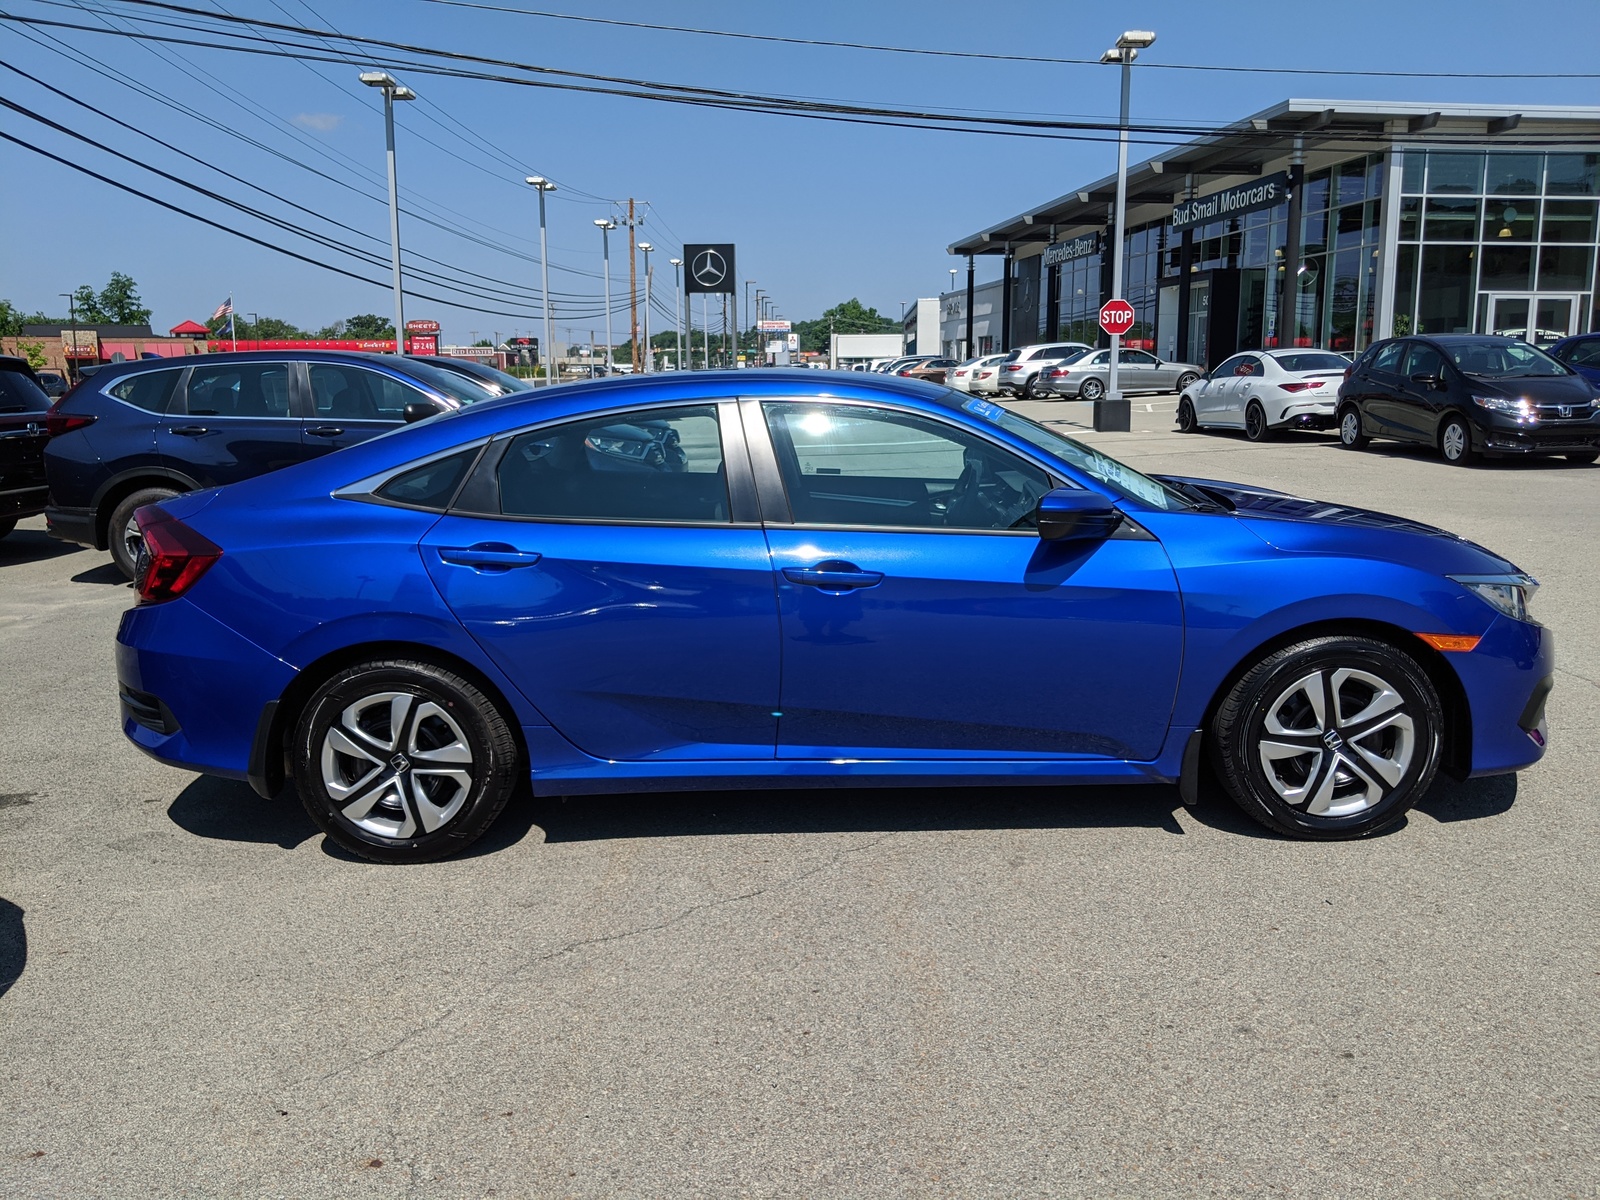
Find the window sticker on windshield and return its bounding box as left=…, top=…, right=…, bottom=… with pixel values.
left=963, top=397, right=1005, bottom=421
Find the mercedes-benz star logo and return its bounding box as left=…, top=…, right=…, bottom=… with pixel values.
left=692, top=249, right=728, bottom=288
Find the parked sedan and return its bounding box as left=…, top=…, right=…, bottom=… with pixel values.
left=902, top=358, right=960, bottom=384
left=1034, top=348, right=1202, bottom=401
left=948, top=354, right=1008, bottom=393
left=996, top=342, right=1094, bottom=397
left=44, top=350, right=497, bottom=577
left=1336, top=336, right=1600, bottom=465
left=1547, top=333, right=1600, bottom=388
left=405, top=355, right=533, bottom=397
left=0, top=355, right=52, bottom=540
left=116, top=370, right=1551, bottom=862
left=967, top=358, right=1007, bottom=396
left=1176, top=349, right=1349, bottom=440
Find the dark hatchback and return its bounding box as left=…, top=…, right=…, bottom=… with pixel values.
left=0, top=356, right=52, bottom=539
left=1336, top=335, right=1600, bottom=465
left=44, top=350, right=496, bottom=576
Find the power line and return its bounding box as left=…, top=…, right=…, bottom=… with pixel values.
left=407, top=0, right=1600, bottom=79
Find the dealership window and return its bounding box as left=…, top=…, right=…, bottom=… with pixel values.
left=1395, top=150, right=1600, bottom=341
left=1295, top=155, right=1383, bottom=352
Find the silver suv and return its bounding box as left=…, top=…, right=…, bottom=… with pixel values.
left=995, top=342, right=1094, bottom=398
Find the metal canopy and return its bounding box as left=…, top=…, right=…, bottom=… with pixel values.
left=947, top=98, right=1600, bottom=255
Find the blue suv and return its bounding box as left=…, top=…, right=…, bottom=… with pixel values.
left=44, top=350, right=493, bottom=576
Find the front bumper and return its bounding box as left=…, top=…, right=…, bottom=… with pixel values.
left=1451, top=614, right=1554, bottom=776
left=1476, top=412, right=1600, bottom=455
left=44, top=504, right=98, bottom=548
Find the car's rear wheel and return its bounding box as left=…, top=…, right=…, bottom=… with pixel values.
left=1439, top=414, right=1477, bottom=466
left=1176, top=397, right=1198, bottom=433
left=1022, top=377, right=1041, bottom=399
left=1175, top=371, right=1200, bottom=391
left=1080, top=378, right=1105, bottom=401
left=1244, top=400, right=1271, bottom=442
left=292, top=659, right=520, bottom=863
left=0, top=518, right=15, bottom=541
left=107, top=486, right=180, bottom=579
left=1210, top=636, right=1442, bottom=839
left=1337, top=405, right=1367, bottom=449
left=1564, top=451, right=1598, bottom=464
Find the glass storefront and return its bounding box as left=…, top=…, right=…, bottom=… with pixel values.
left=1394, top=150, right=1599, bottom=344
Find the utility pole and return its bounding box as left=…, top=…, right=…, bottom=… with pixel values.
left=626, top=198, right=640, bottom=373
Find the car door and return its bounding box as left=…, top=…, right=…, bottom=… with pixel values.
left=159, top=359, right=306, bottom=486
left=302, top=362, right=413, bottom=454
left=1118, top=349, right=1161, bottom=393
left=1191, top=354, right=1241, bottom=423
left=1355, top=340, right=1409, bottom=436
left=1394, top=342, right=1450, bottom=443
left=1234, top=354, right=1267, bottom=417
left=420, top=399, right=781, bottom=763
left=749, top=398, right=1184, bottom=761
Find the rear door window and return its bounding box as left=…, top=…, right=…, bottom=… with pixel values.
left=107, top=368, right=183, bottom=413
left=184, top=363, right=292, bottom=417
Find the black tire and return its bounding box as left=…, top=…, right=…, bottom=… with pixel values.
left=1210, top=636, right=1442, bottom=840
left=0, top=518, right=15, bottom=541
left=107, top=486, right=180, bottom=580
left=1176, top=397, right=1198, bottom=433
left=1175, top=371, right=1200, bottom=391
left=1337, top=405, right=1368, bottom=449
left=1438, top=414, right=1477, bottom=466
left=1564, top=451, right=1598, bottom=464
left=1080, top=377, right=1105, bottom=401
left=291, top=659, right=520, bottom=863
left=1022, top=377, right=1040, bottom=400
left=1244, top=400, right=1271, bottom=442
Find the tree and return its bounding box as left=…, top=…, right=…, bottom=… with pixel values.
left=68, top=273, right=153, bottom=325
left=793, top=298, right=897, bottom=353
left=204, top=314, right=309, bottom=341
left=341, top=314, right=395, bottom=339
left=17, top=339, right=48, bottom=371
left=0, top=299, right=55, bottom=337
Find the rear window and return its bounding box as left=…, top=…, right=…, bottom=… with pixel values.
left=107, top=368, right=183, bottom=413
left=1273, top=352, right=1350, bottom=372
left=0, top=367, right=50, bottom=413
left=400, top=361, right=502, bottom=406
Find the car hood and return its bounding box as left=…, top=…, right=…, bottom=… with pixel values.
left=1153, top=474, right=1521, bottom=575
left=1466, top=373, right=1597, bottom=403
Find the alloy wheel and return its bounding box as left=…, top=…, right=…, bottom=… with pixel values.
left=1246, top=403, right=1266, bottom=441
left=1256, top=667, right=1415, bottom=818
left=320, top=691, right=475, bottom=839
left=122, top=515, right=143, bottom=569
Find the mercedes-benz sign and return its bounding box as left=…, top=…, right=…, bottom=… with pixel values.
left=683, top=243, right=736, bottom=295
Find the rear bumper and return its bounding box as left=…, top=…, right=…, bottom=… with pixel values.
left=45, top=504, right=98, bottom=548
left=0, top=483, right=48, bottom=520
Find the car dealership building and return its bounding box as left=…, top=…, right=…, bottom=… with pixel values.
left=946, top=100, right=1600, bottom=368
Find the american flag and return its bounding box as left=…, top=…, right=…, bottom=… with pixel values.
left=211, top=297, right=232, bottom=321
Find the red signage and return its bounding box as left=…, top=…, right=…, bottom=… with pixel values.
left=405, top=319, right=440, bottom=334
left=1099, top=299, right=1136, bottom=337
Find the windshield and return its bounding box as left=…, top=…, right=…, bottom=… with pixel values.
left=1273, top=352, right=1349, bottom=372
left=1444, top=340, right=1571, bottom=378
left=0, top=367, right=51, bottom=413
left=957, top=396, right=1192, bottom=510
left=399, top=360, right=503, bottom=405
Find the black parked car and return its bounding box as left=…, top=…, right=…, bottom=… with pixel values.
left=35, top=370, right=70, bottom=399
left=0, top=356, right=52, bottom=540
left=402, top=354, right=533, bottom=397
left=44, top=350, right=498, bottom=577
left=1336, top=335, right=1600, bottom=466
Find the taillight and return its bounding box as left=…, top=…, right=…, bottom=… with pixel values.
left=45, top=402, right=95, bottom=436
left=1046, top=368, right=1069, bottom=378
left=1343, top=367, right=1352, bottom=381
left=1280, top=381, right=1313, bottom=393
left=1002, top=364, right=1021, bottom=371
left=134, top=506, right=221, bottom=604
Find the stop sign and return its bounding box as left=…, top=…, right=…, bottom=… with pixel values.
left=1099, top=299, right=1135, bottom=337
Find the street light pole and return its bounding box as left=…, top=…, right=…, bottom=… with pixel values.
left=594, top=219, right=616, bottom=376
left=359, top=72, right=415, bottom=353
left=1097, top=30, right=1154, bottom=432
left=669, top=258, right=683, bottom=371
left=638, top=242, right=653, bottom=373
left=526, top=176, right=558, bottom=384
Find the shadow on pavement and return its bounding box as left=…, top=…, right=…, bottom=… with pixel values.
left=1414, top=772, right=1518, bottom=823
left=0, top=899, right=25, bottom=1000
left=0, top=526, right=81, bottom=565
left=71, top=561, right=129, bottom=587
left=167, top=775, right=320, bottom=850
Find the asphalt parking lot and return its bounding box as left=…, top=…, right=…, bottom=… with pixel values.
left=2, top=398, right=1596, bottom=1198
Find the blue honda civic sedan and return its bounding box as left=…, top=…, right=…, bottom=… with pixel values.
left=114, top=372, right=1552, bottom=861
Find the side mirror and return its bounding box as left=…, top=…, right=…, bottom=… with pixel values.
left=404, top=400, right=448, bottom=423
left=1036, top=487, right=1122, bottom=542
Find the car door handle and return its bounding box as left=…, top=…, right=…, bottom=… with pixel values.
left=307, top=426, right=345, bottom=437
left=168, top=425, right=209, bottom=436
left=436, top=543, right=542, bottom=571
left=782, top=563, right=884, bottom=591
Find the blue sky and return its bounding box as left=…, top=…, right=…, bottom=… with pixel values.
left=1, top=0, right=1596, bottom=343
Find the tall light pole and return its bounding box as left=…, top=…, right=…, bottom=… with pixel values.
left=743, top=279, right=756, bottom=366
left=526, top=176, right=558, bottom=384
left=638, top=242, right=654, bottom=373
left=359, top=71, right=415, bottom=353
left=754, top=289, right=765, bottom=364
left=1097, top=29, right=1155, bottom=432
left=669, top=257, right=683, bottom=370
left=594, top=218, right=616, bottom=375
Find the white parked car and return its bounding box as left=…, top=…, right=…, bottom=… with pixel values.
left=947, top=353, right=1008, bottom=393
left=995, top=342, right=1094, bottom=397
left=1177, top=349, right=1350, bottom=441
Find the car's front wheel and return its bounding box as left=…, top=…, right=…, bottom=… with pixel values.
left=1080, top=378, right=1105, bottom=401
left=292, top=659, right=521, bottom=863
left=1210, top=636, right=1442, bottom=839
left=1337, top=405, right=1367, bottom=449
left=108, top=486, right=180, bottom=579
left=1564, top=451, right=1598, bottom=464
left=1439, top=414, right=1477, bottom=466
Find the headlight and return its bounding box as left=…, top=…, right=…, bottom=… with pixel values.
left=1448, top=573, right=1539, bottom=621
left=1471, top=394, right=1533, bottom=417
